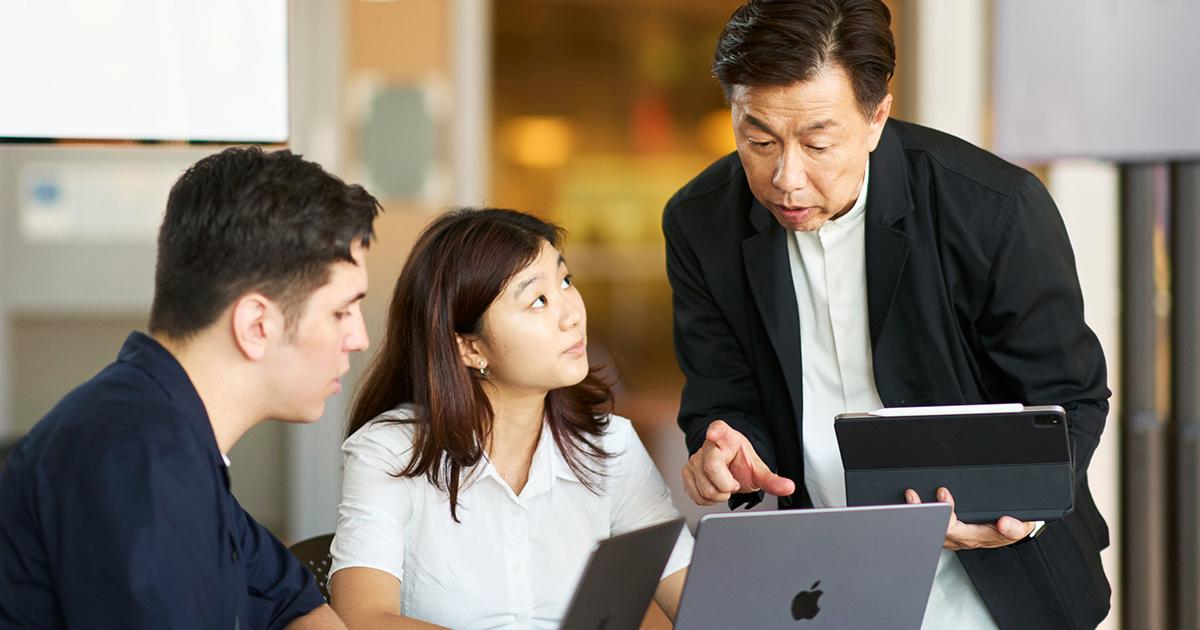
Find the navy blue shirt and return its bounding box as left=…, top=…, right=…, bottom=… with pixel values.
left=0, top=332, right=325, bottom=629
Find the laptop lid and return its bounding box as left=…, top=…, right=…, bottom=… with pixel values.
left=675, top=504, right=949, bottom=630
left=559, top=517, right=685, bottom=630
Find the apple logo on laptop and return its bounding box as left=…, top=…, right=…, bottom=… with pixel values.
left=791, top=581, right=823, bottom=621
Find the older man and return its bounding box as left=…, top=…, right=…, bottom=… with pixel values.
left=665, top=1, right=1110, bottom=628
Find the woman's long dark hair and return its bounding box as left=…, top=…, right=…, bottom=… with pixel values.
left=348, top=208, right=613, bottom=521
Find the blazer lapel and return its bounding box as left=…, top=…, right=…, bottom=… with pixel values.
left=743, top=200, right=805, bottom=418
left=865, top=122, right=916, bottom=350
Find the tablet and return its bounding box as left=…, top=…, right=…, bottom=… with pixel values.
left=559, top=517, right=684, bottom=630
left=835, top=404, right=1073, bottom=523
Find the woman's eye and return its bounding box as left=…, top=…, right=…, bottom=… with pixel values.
left=532, top=295, right=547, bottom=308
left=561, top=274, right=573, bottom=289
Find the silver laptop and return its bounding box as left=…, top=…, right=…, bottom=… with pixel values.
left=675, top=504, right=950, bottom=630
left=559, top=517, right=685, bottom=630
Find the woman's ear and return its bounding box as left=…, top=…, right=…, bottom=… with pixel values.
left=456, top=333, right=489, bottom=372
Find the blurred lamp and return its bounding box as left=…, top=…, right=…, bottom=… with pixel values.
left=500, top=116, right=573, bottom=169
left=701, top=109, right=736, bottom=155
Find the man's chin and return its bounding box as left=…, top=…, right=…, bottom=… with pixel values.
left=767, top=207, right=820, bottom=231
left=774, top=216, right=825, bottom=232
left=275, top=406, right=327, bottom=424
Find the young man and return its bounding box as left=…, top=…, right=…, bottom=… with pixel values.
left=666, top=1, right=1109, bottom=628
left=0, top=147, right=381, bottom=629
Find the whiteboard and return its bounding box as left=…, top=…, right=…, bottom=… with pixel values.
left=0, top=0, right=288, bottom=143
left=994, top=0, right=1200, bottom=162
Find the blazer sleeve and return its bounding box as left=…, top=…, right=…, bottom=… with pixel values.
left=663, top=198, right=778, bottom=504
left=975, top=173, right=1111, bottom=483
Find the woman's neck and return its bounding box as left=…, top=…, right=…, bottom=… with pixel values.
left=487, top=387, right=544, bottom=450
left=483, top=386, right=548, bottom=493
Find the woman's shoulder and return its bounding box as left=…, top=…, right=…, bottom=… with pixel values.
left=600, top=413, right=636, bottom=440
left=597, top=414, right=647, bottom=459
left=343, top=404, right=422, bottom=456
left=591, top=414, right=667, bottom=486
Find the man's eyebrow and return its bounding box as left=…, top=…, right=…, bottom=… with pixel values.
left=341, top=292, right=366, bottom=307
left=743, top=115, right=837, bottom=135
left=743, top=114, right=778, bottom=136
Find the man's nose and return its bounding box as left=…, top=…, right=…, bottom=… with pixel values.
left=772, top=148, right=809, bottom=198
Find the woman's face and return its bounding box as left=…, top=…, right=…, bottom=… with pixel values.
left=466, top=240, right=589, bottom=396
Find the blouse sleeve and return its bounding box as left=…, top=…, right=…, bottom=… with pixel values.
left=608, top=417, right=695, bottom=579
left=329, top=421, right=416, bottom=583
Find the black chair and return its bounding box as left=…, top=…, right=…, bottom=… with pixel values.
left=288, top=533, right=335, bottom=602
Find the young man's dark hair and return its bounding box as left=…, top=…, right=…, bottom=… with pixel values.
left=712, top=0, right=895, bottom=116
left=0, top=146, right=380, bottom=629
left=150, top=146, right=381, bottom=338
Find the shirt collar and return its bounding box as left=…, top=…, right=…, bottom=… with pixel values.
left=546, top=424, right=586, bottom=484
left=117, top=331, right=225, bottom=474
left=477, top=418, right=586, bottom=502
left=117, top=332, right=192, bottom=395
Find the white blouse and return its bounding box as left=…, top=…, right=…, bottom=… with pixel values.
left=330, top=406, right=693, bottom=630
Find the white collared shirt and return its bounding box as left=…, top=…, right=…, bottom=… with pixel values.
left=330, top=406, right=693, bottom=630
left=786, top=162, right=998, bottom=629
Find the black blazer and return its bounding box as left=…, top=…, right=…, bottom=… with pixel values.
left=663, top=119, right=1111, bottom=629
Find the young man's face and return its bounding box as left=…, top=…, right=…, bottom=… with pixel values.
left=267, top=240, right=370, bottom=422
left=731, top=66, right=890, bottom=232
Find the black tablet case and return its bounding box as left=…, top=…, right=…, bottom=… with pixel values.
left=559, top=517, right=684, bottom=630
left=835, top=407, right=1074, bottom=523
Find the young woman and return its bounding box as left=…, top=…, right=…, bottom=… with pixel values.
left=328, top=208, right=691, bottom=629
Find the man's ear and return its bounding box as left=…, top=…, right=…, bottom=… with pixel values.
left=866, top=92, right=893, bottom=152
left=455, top=333, right=489, bottom=371
left=230, top=293, right=279, bottom=361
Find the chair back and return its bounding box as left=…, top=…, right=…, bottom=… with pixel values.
left=288, top=533, right=335, bottom=602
